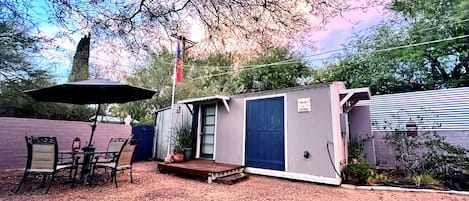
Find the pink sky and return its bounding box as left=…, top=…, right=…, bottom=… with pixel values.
left=313, top=5, right=389, bottom=52
left=297, top=4, right=390, bottom=68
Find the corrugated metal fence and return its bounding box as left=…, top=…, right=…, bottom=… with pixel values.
left=359, top=87, right=469, bottom=131
left=154, top=104, right=192, bottom=160
left=357, top=87, right=469, bottom=168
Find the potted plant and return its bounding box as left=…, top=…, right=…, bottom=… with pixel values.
left=342, top=157, right=372, bottom=184
left=172, top=123, right=193, bottom=162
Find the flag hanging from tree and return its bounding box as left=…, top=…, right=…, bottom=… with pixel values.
left=175, top=42, right=183, bottom=83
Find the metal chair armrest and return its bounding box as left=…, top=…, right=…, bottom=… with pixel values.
left=59, top=152, right=79, bottom=165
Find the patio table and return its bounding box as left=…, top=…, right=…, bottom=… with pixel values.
left=59, top=150, right=118, bottom=185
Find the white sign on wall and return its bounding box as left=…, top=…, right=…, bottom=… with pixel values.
left=297, top=98, right=311, bottom=112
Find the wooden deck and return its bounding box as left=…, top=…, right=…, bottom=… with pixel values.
left=157, top=160, right=245, bottom=183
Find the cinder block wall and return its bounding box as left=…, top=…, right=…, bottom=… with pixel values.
left=0, top=117, right=132, bottom=169
left=373, top=130, right=469, bottom=169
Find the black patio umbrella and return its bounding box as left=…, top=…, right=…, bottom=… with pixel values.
left=24, top=78, right=156, bottom=146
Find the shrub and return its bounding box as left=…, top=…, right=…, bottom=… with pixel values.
left=349, top=136, right=365, bottom=162
left=367, top=172, right=388, bottom=185
left=405, top=174, right=439, bottom=187
left=382, top=109, right=469, bottom=178
left=342, top=161, right=371, bottom=184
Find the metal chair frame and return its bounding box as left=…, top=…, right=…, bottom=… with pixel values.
left=91, top=140, right=137, bottom=188
left=16, top=136, right=79, bottom=194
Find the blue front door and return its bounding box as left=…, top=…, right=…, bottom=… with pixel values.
left=245, top=96, right=285, bottom=171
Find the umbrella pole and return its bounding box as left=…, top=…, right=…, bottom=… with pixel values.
left=89, top=104, right=100, bottom=146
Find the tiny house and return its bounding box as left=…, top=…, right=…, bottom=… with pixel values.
left=160, top=82, right=370, bottom=185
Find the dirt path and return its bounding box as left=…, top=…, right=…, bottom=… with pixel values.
left=1, top=162, right=467, bottom=201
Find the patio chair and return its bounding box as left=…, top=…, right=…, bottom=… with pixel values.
left=16, top=136, right=79, bottom=194
left=91, top=140, right=137, bottom=188
left=95, top=138, right=128, bottom=164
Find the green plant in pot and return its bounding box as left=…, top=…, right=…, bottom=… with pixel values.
left=172, top=123, right=193, bottom=162
left=342, top=156, right=372, bottom=184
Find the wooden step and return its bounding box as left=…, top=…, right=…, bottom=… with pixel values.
left=215, top=173, right=248, bottom=185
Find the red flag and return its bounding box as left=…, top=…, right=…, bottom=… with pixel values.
left=175, top=42, right=183, bottom=83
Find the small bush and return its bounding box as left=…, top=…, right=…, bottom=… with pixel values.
left=382, top=109, right=469, bottom=178
left=420, top=174, right=439, bottom=185
left=342, top=162, right=371, bottom=184
left=405, top=174, right=439, bottom=187
left=367, top=172, right=388, bottom=185
left=349, top=136, right=364, bottom=161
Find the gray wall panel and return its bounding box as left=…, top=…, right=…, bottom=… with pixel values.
left=286, top=86, right=336, bottom=178
left=215, top=98, right=244, bottom=165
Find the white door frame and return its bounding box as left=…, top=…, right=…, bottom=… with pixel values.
left=242, top=93, right=288, bottom=171
left=195, top=103, right=218, bottom=160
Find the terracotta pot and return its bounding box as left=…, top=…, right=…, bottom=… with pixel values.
left=347, top=175, right=360, bottom=184
left=173, top=153, right=185, bottom=162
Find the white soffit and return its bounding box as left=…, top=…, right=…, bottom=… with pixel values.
left=177, top=95, right=231, bottom=112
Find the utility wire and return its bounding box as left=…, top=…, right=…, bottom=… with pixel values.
left=177, top=17, right=469, bottom=72
left=188, top=34, right=469, bottom=81
left=26, top=14, right=469, bottom=79
left=30, top=16, right=469, bottom=73
left=149, top=17, right=469, bottom=73
left=374, top=34, right=469, bottom=52
left=45, top=31, right=469, bottom=81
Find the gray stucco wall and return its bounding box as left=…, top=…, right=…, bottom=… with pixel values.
left=286, top=86, right=336, bottom=178
left=349, top=106, right=376, bottom=166
left=373, top=130, right=469, bottom=168
left=215, top=97, right=245, bottom=165
left=215, top=84, right=337, bottom=178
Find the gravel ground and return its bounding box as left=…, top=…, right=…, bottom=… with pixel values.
left=1, top=161, right=468, bottom=201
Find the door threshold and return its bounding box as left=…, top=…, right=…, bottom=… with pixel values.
left=198, top=158, right=214, bottom=161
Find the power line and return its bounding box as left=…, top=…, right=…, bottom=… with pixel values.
left=97, top=17, right=466, bottom=74
left=24, top=13, right=469, bottom=79
left=173, top=17, right=469, bottom=73
left=27, top=13, right=469, bottom=72
left=40, top=32, right=469, bottom=82
left=187, top=34, right=469, bottom=81
left=374, top=34, right=469, bottom=52
left=189, top=56, right=334, bottom=81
